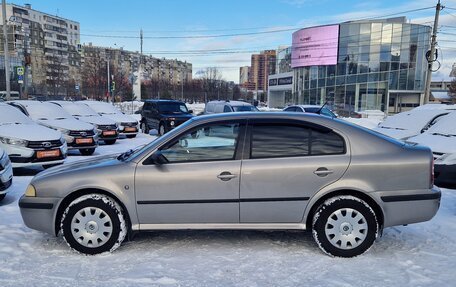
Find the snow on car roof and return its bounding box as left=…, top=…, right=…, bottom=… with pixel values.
left=51, top=101, right=98, bottom=117
left=22, top=101, right=73, bottom=121
left=0, top=103, right=34, bottom=124
left=379, top=109, right=452, bottom=131
left=80, top=101, right=122, bottom=114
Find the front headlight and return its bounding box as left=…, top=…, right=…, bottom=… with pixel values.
left=25, top=184, right=36, bottom=197
left=0, top=136, right=28, bottom=146
left=170, top=120, right=175, bottom=126
left=59, top=136, right=66, bottom=144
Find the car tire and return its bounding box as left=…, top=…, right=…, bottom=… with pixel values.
left=0, top=194, right=5, bottom=202
left=104, top=139, right=116, bottom=145
left=159, top=123, right=166, bottom=136
left=126, top=134, right=136, bottom=139
left=80, top=148, right=96, bottom=156
left=141, top=122, right=149, bottom=134
left=60, top=194, right=127, bottom=255
left=312, top=195, right=378, bottom=258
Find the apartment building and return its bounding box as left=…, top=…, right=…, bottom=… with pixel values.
left=248, top=50, right=276, bottom=92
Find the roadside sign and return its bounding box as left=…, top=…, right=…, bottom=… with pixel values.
left=17, top=66, right=24, bottom=76
left=75, top=84, right=80, bottom=90
left=18, top=74, right=24, bottom=84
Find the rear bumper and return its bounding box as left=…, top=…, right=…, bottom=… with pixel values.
left=374, top=186, right=441, bottom=228
left=434, top=163, right=456, bottom=189
left=19, top=195, right=61, bottom=235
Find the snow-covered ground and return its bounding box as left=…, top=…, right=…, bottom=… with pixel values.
left=0, top=132, right=455, bottom=286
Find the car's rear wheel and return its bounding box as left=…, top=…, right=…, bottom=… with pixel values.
left=80, top=148, right=95, bottom=156
left=312, top=195, right=378, bottom=258
left=159, top=124, right=166, bottom=136
left=61, top=194, right=127, bottom=255
left=141, top=122, right=149, bottom=134
left=104, top=139, right=116, bottom=145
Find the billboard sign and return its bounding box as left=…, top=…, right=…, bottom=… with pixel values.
left=291, top=25, right=339, bottom=68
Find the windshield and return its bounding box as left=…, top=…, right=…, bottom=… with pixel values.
left=233, top=105, right=258, bottom=112
left=63, top=103, right=99, bottom=117
left=0, top=105, right=34, bottom=124
left=26, top=102, right=73, bottom=120
left=85, top=102, right=122, bottom=115
left=426, top=112, right=456, bottom=136
left=378, top=110, right=448, bottom=131
left=158, top=102, right=188, bottom=114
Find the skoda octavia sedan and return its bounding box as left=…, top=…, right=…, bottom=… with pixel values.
left=50, top=101, right=119, bottom=145
left=19, top=113, right=440, bottom=257
left=79, top=101, right=139, bottom=138
left=0, top=103, right=67, bottom=168
left=9, top=101, right=98, bottom=156
left=0, top=147, right=13, bottom=201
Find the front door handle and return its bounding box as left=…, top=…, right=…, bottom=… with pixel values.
left=217, top=171, right=237, bottom=181
left=313, top=167, right=334, bottom=177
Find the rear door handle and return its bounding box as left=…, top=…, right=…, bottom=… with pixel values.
left=217, top=171, right=237, bottom=181
left=313, top=168, right=334, bottom=177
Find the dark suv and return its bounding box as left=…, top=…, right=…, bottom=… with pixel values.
left=140, top=100, right=193, bottom=135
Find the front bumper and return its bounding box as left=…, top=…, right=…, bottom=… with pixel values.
left=0, top=163, right=13, bottom=194
left=19, top=195, right=61, bottom=235
left=66, top=136, right=98, bottom=150
left=434, top=163, right=456, bottom=189
left=8, top=144, right=67, bottom=168
left=98, top=130, right=119, bottom=141
left=118, top=125, right=138, bottom=136
left=374, top=186, right=441, bottom=228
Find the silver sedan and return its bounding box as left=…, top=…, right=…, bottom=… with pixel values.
left=19, top=112, right=441, bottom=257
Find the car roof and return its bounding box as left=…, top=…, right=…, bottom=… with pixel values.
left=143, top=99, right=185, bottom=104
left=8, top=100, right=43, bottom=107
left=207, top=100, right=252, bottom=106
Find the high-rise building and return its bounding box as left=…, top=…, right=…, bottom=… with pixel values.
left=249, top=50, right=276, bottom=92
left=0, top=3, right=81, bottom=97
left=239, top=66, right=250, bottom=85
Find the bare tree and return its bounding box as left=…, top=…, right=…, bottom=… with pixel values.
left=81, top=57, right=107, bottom=101
left=197, top=67, right=223, bottom=102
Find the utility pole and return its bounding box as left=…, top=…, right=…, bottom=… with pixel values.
left=2, top=0, right=11, bottom=100
left=423, top=0, right=443, bottom=105
left=107, top=48, right=111, bottom=102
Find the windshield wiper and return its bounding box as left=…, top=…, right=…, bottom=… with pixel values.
left=432, top=132, right=456, bottom=137
left=117, top=149, right=135, bottom=161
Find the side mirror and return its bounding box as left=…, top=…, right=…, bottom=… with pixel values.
left=150, top=150, right=168, bottom=165
left=188, top=110, right=193, bottom=114
left=134, top=110, right=141, bottom=114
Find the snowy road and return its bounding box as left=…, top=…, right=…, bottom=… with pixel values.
left=1, top=133, right=455, bottom=286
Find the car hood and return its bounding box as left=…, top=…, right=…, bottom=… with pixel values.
left=407, top=133, right=456, bottom=154
left=0, top=123, right=62, bottom=141
left=34, top=154, right=121, bottom=180
left=372, top=127, right=417, bottom=140
left=75, top=115, right=117, bottom=126
left=39, top=118, right=95, bottom=131
left=100, top=113, right=137, bottom=124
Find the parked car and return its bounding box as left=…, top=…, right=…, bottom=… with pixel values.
left=80, top=101, right=139, bottom=138
left=19, top=112, right=440, bottom=257
left=140, top=99, right=193, bottom=135
left=0, top=147, right=13, bottom=202
left=203, top=100, right=259, bottom=115
left=283, top=105, right=337, bottom=118
left=373, top=109, right=452, bottom=140
left=9, top=101, right=98, bottom=156
left=0, top=103, right=67, bottom=167
left=407, top=111, right=456, bottom=188
left=50, top=101, right=119, bottom=145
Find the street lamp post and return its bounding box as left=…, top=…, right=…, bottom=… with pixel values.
left=2, top=0, right=11, bottom=100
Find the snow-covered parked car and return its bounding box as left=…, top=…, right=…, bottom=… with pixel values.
left=407, top=111, right=456, bottom=188
left=8, top=101, right=98, bottom=156
left=283, top=105, right=337, bottom=118
left=0, top=103, right=67, bottom=168
left=50, top=101, right=119, bottom=145
left=79, top=101, right=139, bottom=138
left=373, top=109, right=453, bottom=140
left=0, top=147, right=13, bottom=201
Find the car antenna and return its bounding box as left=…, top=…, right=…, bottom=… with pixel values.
left=316, top=100, right=328, bottom=115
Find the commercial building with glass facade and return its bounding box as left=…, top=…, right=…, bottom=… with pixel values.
left=292, top=17, right=432, bottom=114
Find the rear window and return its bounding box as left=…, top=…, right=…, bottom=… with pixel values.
left=233, top=105, right=257, bottom=112
left=250, top=123, right=345, bottom=159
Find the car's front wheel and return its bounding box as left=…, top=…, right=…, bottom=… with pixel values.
left=159, top=123, right=166, bottom=136
left=61, top=194, right=127, bottom=255
left=312, top=195, right=378, bottom=258
left=141, top=122, right=149, bottom=134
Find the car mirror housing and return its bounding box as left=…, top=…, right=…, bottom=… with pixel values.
left=188, top=110, right=193, bottom=114
left=150, top=151, right=167, bottom=165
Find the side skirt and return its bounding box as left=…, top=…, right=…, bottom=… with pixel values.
left=136, top=223, right=307, bottom=231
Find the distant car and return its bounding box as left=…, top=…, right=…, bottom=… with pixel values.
left=373, top=109, right=452, bottom=140
left=140, top=99, right=193, bottom=136
left=283, top=105, right=337, bottom=118
left=50, top=101, right=119, bottom=145
left=80, top=101, right=139, bottom=139
left=0, top=147, right=13, bottom=201
left=19, top=112, right=440, bottom=257
left=407, top=111, right=456, bottom=188
left=0, top=103, right=67, bottom=167
left=203, top=100, right=259, bottom=115
left=9, top=101, right=98, bottom=156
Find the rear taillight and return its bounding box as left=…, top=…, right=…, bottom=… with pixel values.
left=430, top=157, right=434, bottom=188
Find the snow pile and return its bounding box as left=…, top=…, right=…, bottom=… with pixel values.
left=186, top=103, right=205, bottom=115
